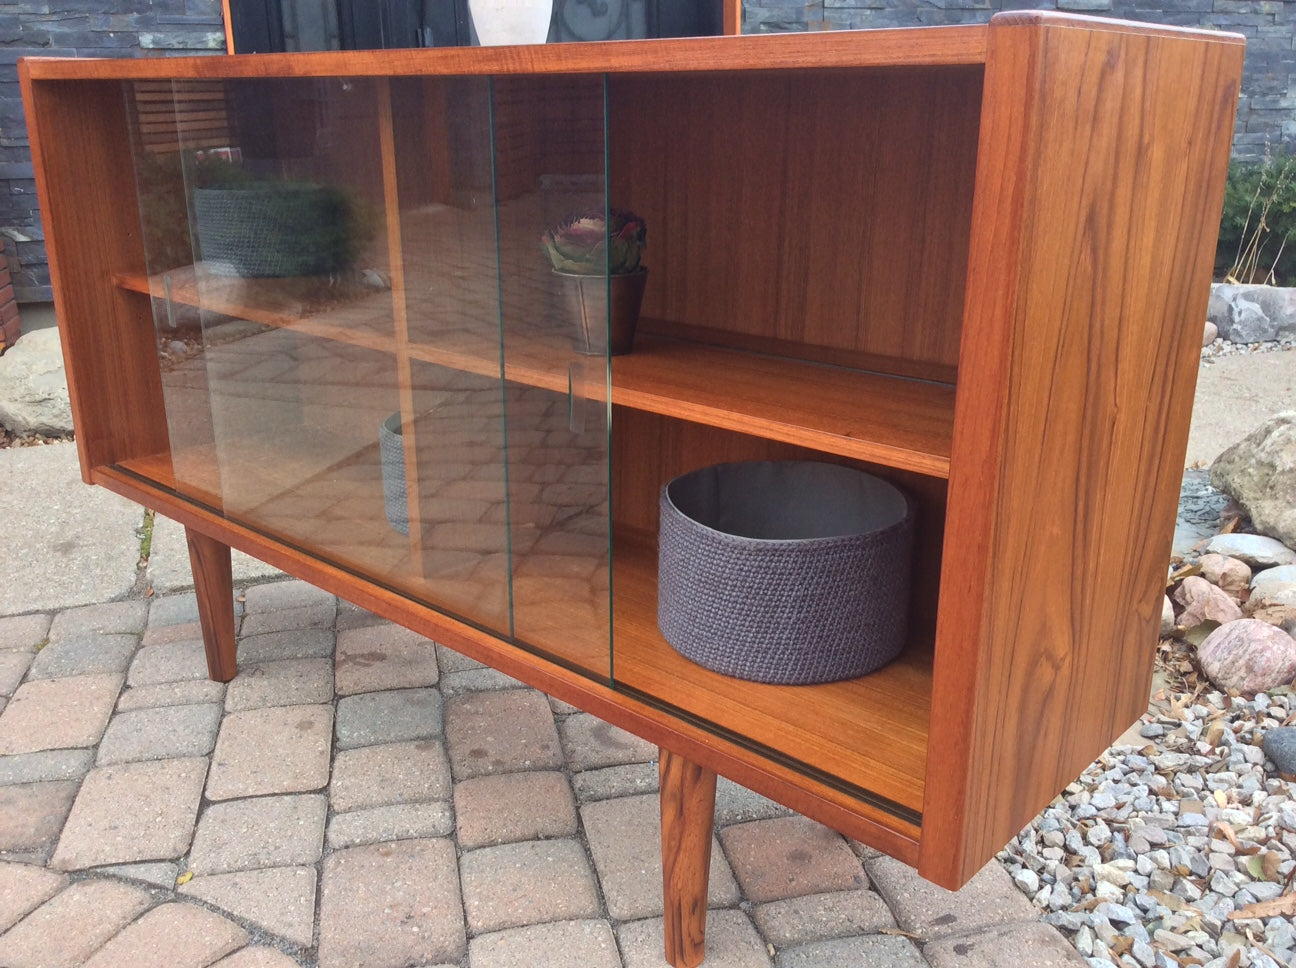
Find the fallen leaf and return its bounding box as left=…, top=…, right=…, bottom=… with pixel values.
left=1262, top=851, right=1282, bottom=881
left=1213, top=821, right=1240, bottom=849
left=1228, top=894, right=1296, bottom=920
left=175, top=870, right=194, bottom=886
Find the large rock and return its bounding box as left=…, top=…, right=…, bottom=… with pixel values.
left=1197, top=619, right=1296, bottom=693
left=1203, top=532, right=1296, bottom=568
left=1173, top=575, right=1244, bottom=628
left=1198, top=553, right=1251, bottom=596
left=1208, top=284, right=1296, bottom=343
left=1252, top=564, right=1296, bottom=598
left=1210, top=412, right=1296, bottom=550
left=0, top=328, right=72, bottom=436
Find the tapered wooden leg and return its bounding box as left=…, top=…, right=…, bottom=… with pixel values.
left=185, top=527, right=237, bottom=682
left=660, top=747, right=717, bottom=968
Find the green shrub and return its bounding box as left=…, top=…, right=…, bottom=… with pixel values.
left=1216, top=151, right=1296, bottom=285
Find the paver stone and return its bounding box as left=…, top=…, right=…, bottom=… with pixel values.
left=47, top=601, right=148, bottom=641
left=0, top=653, right=33, bottom=696
left=180, top=866, right=318, bottom=947
left=189, top=794, right=327, bottom=875
left=0, top=749, right=93, bottom=786
left=318, top=838, right=466, bottom=968
left=27, top=633, right=137, bottom=680
left=719, top=815, right=867, bottom=903
left=0, top=861, right=66, bottom=932
left=0, top=780, right=78, bottom=858
left=326, top=801, right=454, bottom=848
left=753, top=889, right=896, bottom=947
left=81, top=901, right=248, bottom=968
left=206, top=704, right=332, bottom=800
left=559, top=712, right=656, bottom=771
left=864, top=855, right=1037, bottom=941
left=330, top=739, right=450, bottom=811
left=922, top=921, right=1088, bottom=967
left=223, top=658, right=333, bottom=711
left=95, top=702, right=222, bottom=765
left=242, top=579, right=334, bottom=612
left=469, top=919, right=620, bottom=968
left=0, top=879, right=153, bottom=968
left=460, top=839, right=600, bottom=932
left=51, top=756, right=207, bottom=869
left=444, top=688, right=561, bottom=779
left=334, top=688, right=442, bottom=750
left=116, top=679, right=226, bottom=711
left=335, top=623, right=438, bottom=694
left=0, top=615, right=51, bottom=652
left=127, top=641, right=210, bottom=686
left=236, top=628, right=334, bottom=665
left=0, top=673, right=122, bottom=754
left=454, top=770, right=577, bottom=848
left=775, top=934, right=928, bottom=968
left=581, top=794, right=739, bottom=920
left=212, top=948, right=305, bottom=968
left=619, top=909, right=772, bottom=968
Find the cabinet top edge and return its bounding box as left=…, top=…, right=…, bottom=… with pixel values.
left=992, top=9, right=1246, bottom=45
left=21, top=25, right=993, bottom=81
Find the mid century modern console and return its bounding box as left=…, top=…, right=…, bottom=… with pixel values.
left=21, top=14, right=1242, bottom=965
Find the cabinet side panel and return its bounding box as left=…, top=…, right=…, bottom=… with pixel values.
left=922, top=21, right=1243, bottom=886
left=21, top=75, right=169, bottom=475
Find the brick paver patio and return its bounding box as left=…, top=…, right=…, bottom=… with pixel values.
left=0, top=579, right=1082, bottom=967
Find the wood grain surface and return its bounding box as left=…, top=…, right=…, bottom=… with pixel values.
left=921, top=15, right=1244, bottom=886
left=187, top=527, right=238, bottom=681
left=660, top=748, right=717, bottom=968
left=22, top=26, right=989, bottom=82
left=19, top=75, right=170, bottom=479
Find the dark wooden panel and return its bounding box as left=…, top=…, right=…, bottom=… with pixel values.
left=608, top=68, right=982, bottom=372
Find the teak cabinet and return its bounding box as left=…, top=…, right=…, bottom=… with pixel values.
left=22, top=13, right=1242, bottom=965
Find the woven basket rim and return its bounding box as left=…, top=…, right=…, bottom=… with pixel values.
left=662, top=460, right=912, bottom=547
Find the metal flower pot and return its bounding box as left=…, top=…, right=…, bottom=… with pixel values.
left=555, top=268, right=647, bottom=356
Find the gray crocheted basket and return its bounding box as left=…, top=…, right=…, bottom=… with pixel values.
left=378, top=412, right=409, bottom=535
left=657, top=461, right=914, bottom=685
left=192, top=184, right=345, bottom=278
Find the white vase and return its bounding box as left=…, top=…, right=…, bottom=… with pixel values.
left=468, top=0, right=553, bottom=45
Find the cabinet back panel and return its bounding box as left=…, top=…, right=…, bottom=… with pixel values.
left=608, top=68, right=982, bottom=374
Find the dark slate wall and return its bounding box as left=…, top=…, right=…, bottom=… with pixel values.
left=742, top=1, right=1293, bottom=162
left=0, top=1, right=226, bottom=302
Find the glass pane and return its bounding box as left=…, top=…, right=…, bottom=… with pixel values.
left=127, top=75, right=513, bottom=637
left=494, top=74, right=611, bottom=680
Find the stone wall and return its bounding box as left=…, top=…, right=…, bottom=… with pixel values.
left=742, top=0, right=1296, bottom=162
left=0, top=0, right=226, bottom=302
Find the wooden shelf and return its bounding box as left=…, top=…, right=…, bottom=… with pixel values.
left=118, top=264, right=954, bottom=478
left=115, top=269, right=399, bottom=357
left=612, top=533, right=930, bottom=822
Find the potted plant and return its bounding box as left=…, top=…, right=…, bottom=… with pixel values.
left=542, top=209, right=647, bottom=355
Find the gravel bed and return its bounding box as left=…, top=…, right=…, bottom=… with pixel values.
left=1201, top=337, right=1296, bottom=361
left=999, top=687, right=1296, bottom=968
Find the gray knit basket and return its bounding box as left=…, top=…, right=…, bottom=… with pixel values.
left=657, top=461, right=914, bottom=685
left=378, top=412, right=409, bottom=535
